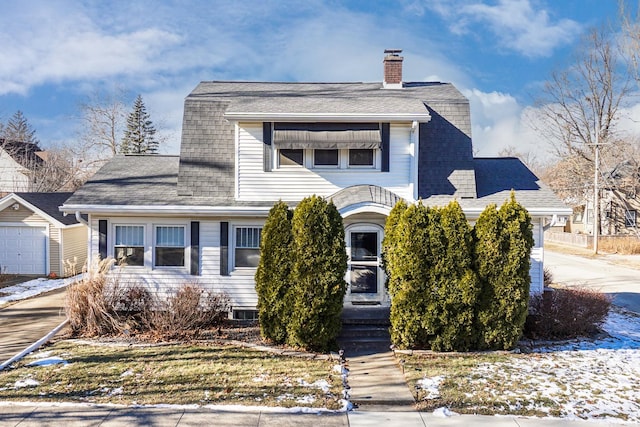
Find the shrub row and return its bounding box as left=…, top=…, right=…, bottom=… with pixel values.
left=255, top=196, right=347, bottom=352
left=66, top=258, right=230, bottom=340
left=383, top=193, right=534, bottom=351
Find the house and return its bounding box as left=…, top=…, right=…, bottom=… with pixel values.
left=0, top=139, right=45, bottom=195
left=562, top=160, right=639, bottom=236
left=61, top=50, right=571, bottom=319
left=0, top=192, right=88, bottom=276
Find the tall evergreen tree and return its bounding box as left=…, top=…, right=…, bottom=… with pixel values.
left=3, top=111, right=39, bottom=144
left=255, top=201, right=294, bottom=344
left=120, top=95, right=158, bottom=154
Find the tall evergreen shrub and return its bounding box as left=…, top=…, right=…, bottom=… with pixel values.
left=382, top=199, right=408, bottom=298
left=430, top=201, right=480, bottom=351
left=475, top=193, right=534, bottom=350
left=287, top=196, right=347, bottom=351
left=255, top=201, right=293, bottom=344
left=387, top=202, right=434, bottom=348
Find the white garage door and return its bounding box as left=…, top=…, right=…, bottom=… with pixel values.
left=0, top=225, right=47, bottom=275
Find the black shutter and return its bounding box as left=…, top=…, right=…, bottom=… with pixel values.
left=98, top=220, right=107, bottom=260
left=220, top=221, right=229, bottom=276
left=263, top=122, right=272, bottom=172
left=381, top=123, right=390, bottom=172
left=190, top=221, right=199, bottom=276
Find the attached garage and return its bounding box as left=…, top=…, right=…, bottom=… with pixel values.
left=0, top=193, right=88, bottom=277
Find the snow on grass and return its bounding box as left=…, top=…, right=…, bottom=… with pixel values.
left=469, top=307, right=640, bottom=422
left=416, top=376, right=443, bottom=399
left=26, top=357, right=68, bottom=367
left=0, top=275, right=81, bottom=305
left=14, top=378, right=40, bottom=388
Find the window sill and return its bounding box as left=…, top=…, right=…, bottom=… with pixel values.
left=231, top=268, right=257, bottom=276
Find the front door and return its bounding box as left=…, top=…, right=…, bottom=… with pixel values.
left=345, top=225, right=385, bottom=305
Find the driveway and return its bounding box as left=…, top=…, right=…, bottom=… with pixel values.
left=0, top=288, right=67, bottom=364
left=545, top=249, right=640, bottom=313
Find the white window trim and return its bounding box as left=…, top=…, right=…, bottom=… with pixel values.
left=153, top=224, right=187, bottom=269
left=231, top=224, right=263, bottom=274
left=274, top=148, right=380, bottom=171
left=112, top=223, right=146, bottom=269
left=108, top=220, right=191, bottom=270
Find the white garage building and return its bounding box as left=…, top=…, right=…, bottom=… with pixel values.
left=0, top=192, right=87, bottom=277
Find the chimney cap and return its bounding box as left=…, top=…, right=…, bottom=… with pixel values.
left=384, top=49, right=403, bottom=56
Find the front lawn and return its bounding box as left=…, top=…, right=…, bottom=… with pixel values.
left=0, top=341, right=342, bottom=409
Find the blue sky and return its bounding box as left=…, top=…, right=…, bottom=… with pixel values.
left=0, top=0, right=630, bottom=159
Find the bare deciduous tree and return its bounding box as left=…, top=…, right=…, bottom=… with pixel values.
left=76, top=88, right=128, bottom=167
left=527, top=26, right=633, bottom=203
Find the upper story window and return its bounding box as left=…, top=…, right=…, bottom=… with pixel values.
left=271, top=124, right=382, bottom=171
left=348, top=149, right=375, bottom=167
left=314, top=149, right=339, bottom=167
left=155, top=225, right=185, bottom=267
left=234, top=226, right=262, bottom=268
left=279, top=149, right=304, bottom=166
left=114, top=225, right=144, bottom=266
left=625, top=210, right=637, bottom=227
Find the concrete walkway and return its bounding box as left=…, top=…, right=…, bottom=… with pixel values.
left=0, top=288, right=67, bottom=364
left=0, top=403, right=634, bottom=426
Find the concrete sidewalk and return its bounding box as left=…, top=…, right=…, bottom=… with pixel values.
left=0, top=403, right=633, bottom=426
left=0, top=288, right=67, bottom=364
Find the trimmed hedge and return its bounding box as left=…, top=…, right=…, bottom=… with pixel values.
left=384, top=194, right=533, bottom=351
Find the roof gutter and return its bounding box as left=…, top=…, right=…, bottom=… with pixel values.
left=223, top=112, right=432, bottom=123
left=62, top=205, right=273, bottom=217
left=461, top=207, right=573, bottom=218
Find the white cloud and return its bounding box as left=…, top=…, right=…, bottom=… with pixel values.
left=464, top=88, right=552, bottom=160
left=411, top=0, right=582, bottom=57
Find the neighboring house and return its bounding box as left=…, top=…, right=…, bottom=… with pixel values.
left=0, top=139, right=45, bottom=195
left=0, top=192, right=88, bottom=276
left=565, top=160, right=639, bottom=236
left=61, top=50, right=571, bottom=319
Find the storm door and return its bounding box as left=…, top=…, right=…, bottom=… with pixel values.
left=346, top=224, right=384, bottom=304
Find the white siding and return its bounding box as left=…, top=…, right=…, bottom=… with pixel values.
left=529, top=219, right=544, bottom=294
left=237, top=123, right=414, bottom=201
left=0, top=150, right=30, bottom=193
left=88, top=216, right=262, bottom=310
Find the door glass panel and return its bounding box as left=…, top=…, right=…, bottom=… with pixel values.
left=350, top=265, right=377, bottom=293
left=350, top=232, right=377, bottom=261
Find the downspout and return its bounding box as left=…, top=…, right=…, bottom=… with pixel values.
left=410, top=120, right=419, bottom=201
left=75, top=211, right=88, bottom=226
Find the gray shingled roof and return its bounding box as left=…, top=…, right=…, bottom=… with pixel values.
left=13, top=192, right=79, bottom=225
left=188, top=81, right=467, bottom=116
left=423, top=158, right=570, bottom=213
left=63, top=155, right=569, bottom=215
left=0, top=139, right=44, bottom=169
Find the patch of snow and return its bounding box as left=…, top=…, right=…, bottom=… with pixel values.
left=276, top=393, right=294, bottom=402
left=0, top=274, right=82, bottom=305
left=297, top=378, right=331, bottom=393
left=296, top=395, right=316, bottom=404
left=433, top=407, right=459, bottom=417
left=120, top=369, right=134, bottom=377
left=252, top=374, right=268, bottom=382
left=26, top=357, right=68, bottom=367
left=14, top=378, right=40, bottom=388
left=416, top=376, right=443, bottom=400
left=108, top=387, right=123, bottom=396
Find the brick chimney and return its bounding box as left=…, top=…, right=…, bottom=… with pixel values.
left=383, top=49, right=403, bottom=89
